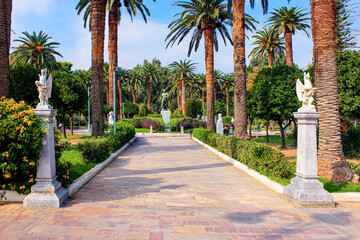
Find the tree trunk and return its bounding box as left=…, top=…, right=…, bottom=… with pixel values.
left=91, top=0, right=106, bottom=137
left=268, top=51, right=274, bottom=68
left=62, top=107, right=67, bottom=139
left=181, top=76, right=186, bottom=116
left=312, top=0, right=353, bottom=183
left=204, top=26, right=215, bottom=131
left=202, top=90, right=205, bottom=104
left=285, top=27, right=294, bottom=67
left=69, top=115, right=74, bottom=136
left=233, top=0, right=247, bottom=139
left=226, top=88, right=230, bottom=116
left=265, top=124, right=269, bottom=143
left=0, top=0, right=11, bottom=98
left=147, top=76, right=151, bottom=109
left=191, top=89, right=194, bottom=99
left=248, top=116, right=252, bottom=138
left=278, top=120, right=286, bottom=148
left=108, top=0, right=118, bottom=111
left=178, top=87, right=182, bottom=110
left=118, top=80, right=122, bottom=119
left=132, top=85, right=136, bottom=103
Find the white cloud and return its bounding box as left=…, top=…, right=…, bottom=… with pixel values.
left=13, top=0, right=54, bottom=16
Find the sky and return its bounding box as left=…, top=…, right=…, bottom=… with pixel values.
left=11, top=0, right=360, bottom=74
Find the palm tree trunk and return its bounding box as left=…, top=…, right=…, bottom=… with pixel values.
left=118, top=80, right=122, bottom=119
left=191, top=89, right=194, bottom=99
left=179, top=87, right=182, bottom=110
left=147, top=76, right=151, bottom=109
left=233, top=0, right=247, bottom=139
left=226, top=88, right=230, bottom=116
left=108, top=0, right=119, bottom=111
left=181, top=76, right=186, bottom=116
left=91, top=0, right=106, bottom=137
left=0, top=0, right=11, bottom=98
left=132, top=84, right=136, bottom=103
left=285, top=27, right=294, bottom=67
left=268, top=51, right=274, bottom=68
left=202, top=90, right=205, bottom=104
left=204, top=26, right=215, bottom=131
left=312, top=0, right=353, bottom=183
left=248, top=116, right=252, bottom=138
left=69, top=115, right=74, bottom=136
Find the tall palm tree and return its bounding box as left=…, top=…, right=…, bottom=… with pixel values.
left=311, top=0, right=353, bottom=182
left=116, top=67, right=129, bottom=118
left=213, top=69, right=224, bottom=102
left=76, top=0, right=154, bottom=111
left=127, top=69, right=143, bottom=103
left=0, top=0, right=12, bottom=98
left=229, top=0, right=268, bottom=139
left=142, top=59, right=160, bottom=109
left=11, top=31, right=63, bottom=71
left=248, top=27, right=285, bottom=68
left=266, top=6, right=310, bottom=67
left=168, top=59, right=197, bottom=116
left=90, top=0, right=106, bottom=137
left=196, top=73, right=207, bottom=105
left=166, top=0, right=233, bottom=131
left=223, top=73, right=234, bottom=116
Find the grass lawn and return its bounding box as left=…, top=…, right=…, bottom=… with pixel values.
left=135, top=128, right=160, bottom=133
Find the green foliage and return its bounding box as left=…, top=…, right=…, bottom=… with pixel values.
left=169, top=118, right=184, bottom=131
left=337, top=51, right=360, bottom=119
left=172, top=109, right=184, bottom=118
left=193, top=128, right=296, bottom=181
left=123, top=101, right=139, bottom=116
left=138, top=103, right=150, bottom=117
left=342, top=125, right=360, bottom=158
left=319, top=177, right=360, bottom=193
left=335, top=0, right=356, bottom=51
left=169, top=99, right=178, bottom=112
left=110, top=121, right=136, bottom=143
left=0, top=98, right=45, bottom=194
left=214, top=101, right=226, bottom=116
left=222, top=116, right=233, bottom=126
left=170, top=118, right=206, bottom=131
left=103, top=105, right=111, bottom=115
left=186, top=98, right=202, bottom=118
left=148, top=113, right=162, bottom=118
left=77, top=138, right=111, bottom=163
left=8, top=64, right=40, bottom=107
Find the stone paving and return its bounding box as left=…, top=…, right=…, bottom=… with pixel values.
left=1, top=136, right=360, bottom=240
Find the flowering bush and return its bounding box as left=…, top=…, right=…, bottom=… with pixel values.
left=141, top=118, right=160, bottom=130
left=0, top=98, right=45, bottom=194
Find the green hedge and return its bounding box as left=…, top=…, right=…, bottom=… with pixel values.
left=193, top=128, right=295, bottom=181
left=169, top=117, right=206, bottom=131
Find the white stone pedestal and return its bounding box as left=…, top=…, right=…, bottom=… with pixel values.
left=23, top=107, right=69, bottom=208
left=181, top=126, right=184, bottom=134
left=150, top=126, right=153, bottom=134
left=283, top=112, right=334, bottom=207
left=161, top=110, right=171, bottom=133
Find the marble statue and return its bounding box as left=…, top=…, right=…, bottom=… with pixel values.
left=296, top=72, right=316, bottom=112
left=216, top=113, right=224, bottom=135
left=108, top=111, right=114, bottom=125
left=35, top=69, right=53, bottom=108
left=160, top=90, right=169, bottom=110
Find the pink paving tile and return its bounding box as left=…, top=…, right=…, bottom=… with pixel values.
left=96, top=230, right=117, bottom=238
left=149, top=232, right=163, bottom=240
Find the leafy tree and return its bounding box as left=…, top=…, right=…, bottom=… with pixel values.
left=126, top=69, right=143, bottom=103
left=266, top=6, right=310, bottom=67
left=338, top=51, right=360, bottom=119
left=11, top=31, right=62, bottom=71
left=166, top=0, right=233, bottom=131
left=249, top=27, right=285, bottom=68
left=169, top=60, right=196, bottom=116
left=223, top=73, right=234, bottom=116
left=8, top=64, right=40, bottom=107
left=141, top=59, right=160, bottom=109
left=186, top=98, right=202, bottom=118
left=51, top=70, right=87, bottom=138
left=335, top=0, right=357, bottom=52
left=251, top=66, right=301, bottom=148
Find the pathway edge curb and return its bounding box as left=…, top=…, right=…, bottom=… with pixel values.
left=68, top=136, right=137, bottom=196
left=192, top=136, right=284, bottom=194
left=192, top=136, right=360, bottom=202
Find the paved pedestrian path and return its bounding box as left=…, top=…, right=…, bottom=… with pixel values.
left=1, top=136, right=360, bottom=240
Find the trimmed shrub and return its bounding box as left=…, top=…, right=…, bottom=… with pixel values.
left=148, top=113, right=162, bottom=118
left=170, top=118, right=206, bottom=131
left=186, top=98, right=202, bottom=118
left=170, top=118, right=184, bottom=131
left=123, top=101, right=139, bottom=116
left=193, top=128, right=295, bottom=180
left=77, top=138, right=111, bottom=163
left=138, top=104, right=150, bottom=117
left=141, top=119, right=160, bottom=130
left=0, top=98, right=45, bottom=194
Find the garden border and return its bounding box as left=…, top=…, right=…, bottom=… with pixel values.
left=192, top=136, right=360, bottom=203
left=136, top=132, right=189, bottom=136
left=1, top=136, right=137, bottom=203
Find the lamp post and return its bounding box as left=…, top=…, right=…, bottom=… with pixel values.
left=88, top=87, right=91, bottom=136
left=113, top=67, right=120, bottom=135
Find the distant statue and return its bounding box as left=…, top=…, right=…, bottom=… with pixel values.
left=108, top=111, right=114, bottom=125
left=216, top=113, right=224, bottom=135
left=296, top=72, right=316, bottom=112
left=160, top=90, right=169, bottom=110
left=35, top=69, right=53, bottom=108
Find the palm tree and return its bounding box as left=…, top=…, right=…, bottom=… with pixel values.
left=11, top=31, right=63, bottom=71
left=76, top=0, right=154, bottom=112
left=142, top=59, right=160, bottom=109
left=116, top=67, right=129, bottom=118
left=311, top=0, right=353, bottom=182
left=223, top=73, right=234, bottom=116
left=248, top=27, right=285, bottom=68
left=0, top=0, right=12, bottom=98
left=168, top=60, right=197, bottom=116
left=213, top=69, right=224, bottom=102
left=229, top=0, right=267, bottom=139
left=90, top=0, right=106, bottom=137
left=266, top=6, right=310, bottom=67
left=166, top=0, right=232, bottom=131
left=196, top=74, right=207, bottom=105
left=127, top=69, right=143, bottom=103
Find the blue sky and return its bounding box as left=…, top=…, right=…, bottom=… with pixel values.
left=11, top=0, right=359, bottom=74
